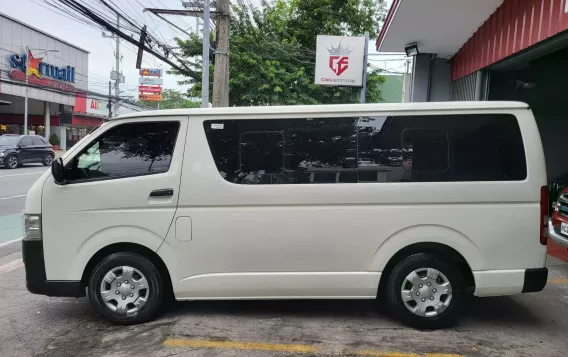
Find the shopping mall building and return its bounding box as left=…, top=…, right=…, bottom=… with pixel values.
left=0, top=12, right=106, bottom=149
left=377, top=0, right=568, bottom=183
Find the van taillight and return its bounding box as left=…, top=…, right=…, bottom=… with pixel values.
left=541, top=185, right=548, bottom=245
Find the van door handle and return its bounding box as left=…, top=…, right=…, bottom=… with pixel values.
left=150, top=189, right=174, bottom=197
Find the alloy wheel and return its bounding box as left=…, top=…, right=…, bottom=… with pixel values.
left=99, top=266, right=149, bottom=316
left=400, top=267, right=453, bottom=317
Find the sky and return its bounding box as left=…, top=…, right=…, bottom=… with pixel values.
left=1, top=0, right=406, bottom=102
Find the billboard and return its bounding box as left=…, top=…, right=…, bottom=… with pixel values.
left=139, top=68, right=163, bottom=77
left=138, top=85, right=162, bottom=93
left=87, top=98, right=109, bottom=116
left=139, top=93, right=163, bottom=101
left=139, top=77, right=163, bottom=85
left=314, top=35, right=365, bottom=87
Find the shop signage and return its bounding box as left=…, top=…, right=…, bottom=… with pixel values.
left=138, top=85, right=162, bottom=93
left=314, top=35, right=365, bottom=87
left=139, top=68, right=163, bottom=77
left=139, top=93, right=163, bottom=101
left=8, top=70, right=74, bottom=92
left=139, top=77, right=163, bottom=85
left=9, top=51, right=75, bottom=83
left=87, top=98, right=109, bottom=116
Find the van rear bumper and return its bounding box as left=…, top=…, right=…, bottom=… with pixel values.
left=22, top=240, right=85, bottom=298
left=474, top=268, right=548, bottom=296
left=522, top=268, right=548, bottom=293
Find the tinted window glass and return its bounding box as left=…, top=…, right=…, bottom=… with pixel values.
left=32, top=137, right=45, bottom=145
left=20, top=137, right=32, bottom=146
left=203, top=114, right=526, bottom=184
left=65, top=121, right=179, bottom=182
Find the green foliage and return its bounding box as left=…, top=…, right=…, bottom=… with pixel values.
left=141, top=89, right=200, bottom=109
left=49, top=133, right=60, bottom=146
left=173, top=0, right=387, bottom=106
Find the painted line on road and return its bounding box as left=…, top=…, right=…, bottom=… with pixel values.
left=163, top=339, right=464, bottom=356
left=548, top=278, right=568, bottom=284
left=164, top=339, right=319, bottom=353
left=0, top=237, right=22, bottom=248
left=357, top=352, right=462, bottom=357
left=0, top=171, right=46, bottom=178
left=0, top=258, right=23, bottom=275
left=0, top=194, right=26, bottom=200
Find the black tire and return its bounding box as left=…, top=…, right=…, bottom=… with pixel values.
left=87, top=252, right=165, bottom=324
left=42, top=153, right=54, bottom=166
left=385, top=253, right=465, bottom=329
left=3, top=155, right=19, bottom=169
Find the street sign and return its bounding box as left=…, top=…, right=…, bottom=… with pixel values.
left=139, top=68, right=163, bottom=77
left=138, top=85, right=162, bottom=93
left=314, top=35, right=365, bottom=87
left=139, top=93, right=163, bottom=101
left=139, top=77, right=163, bottom=85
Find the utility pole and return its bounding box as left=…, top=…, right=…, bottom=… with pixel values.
left=103, top=16, right=124, bottom=117
left=146, top=3, right=223, bottom=107
left=108, top=81, right=113, bottom=118
left=114, top=15, right=121, bottom=116
left=201, top=0, right=210, bottom=108
left=212, top=0, right=229, bottom=107
left=360, top=31, right=369, bottom=104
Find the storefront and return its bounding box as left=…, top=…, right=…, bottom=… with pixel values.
left=376, top=0, right=568, bottom=180
left=0, top=12, right=92, bottom=149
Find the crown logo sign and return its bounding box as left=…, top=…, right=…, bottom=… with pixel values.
left=327, top=41, right=353, bottom=56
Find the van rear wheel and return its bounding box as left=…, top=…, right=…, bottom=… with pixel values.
left=385, top=253, right=465, bottom=329
left=87, top=252, right=164, bottom=324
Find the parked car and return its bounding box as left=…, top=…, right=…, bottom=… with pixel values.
left=23, top=101, right=548, bottom=329
left=548, top=188, right=568, bottom=248
left=0, top=134, right=55, bottom=169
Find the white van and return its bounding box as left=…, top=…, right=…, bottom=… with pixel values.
left=22, top=102, right=549, bottom=328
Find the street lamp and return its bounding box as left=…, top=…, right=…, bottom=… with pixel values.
left=24, top=46, right=59, bottom=135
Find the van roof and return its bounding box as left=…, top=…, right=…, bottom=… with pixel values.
left=114, top=101, right=529, bottom=120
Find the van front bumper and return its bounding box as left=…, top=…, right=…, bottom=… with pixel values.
left=22, top=240, right=85, bottom=297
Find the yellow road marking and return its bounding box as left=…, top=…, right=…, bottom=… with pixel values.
left=356, top=351, right=420, bottom=357
left=163, top=339, right=319, bottom=353
left=547, top=279, right=568, bottom=284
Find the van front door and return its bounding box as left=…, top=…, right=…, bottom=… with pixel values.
left=41, top=118, right=188, bottom=281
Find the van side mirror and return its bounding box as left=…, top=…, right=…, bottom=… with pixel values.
left=52, top=158, right=66, bottom=185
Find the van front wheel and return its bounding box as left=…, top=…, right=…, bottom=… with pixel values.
left=87, top=252, right=164, bottom=324
left=385, top=253, right=465, bottom=329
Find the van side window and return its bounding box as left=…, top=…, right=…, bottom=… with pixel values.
left=64, top=121, right=180, bottom=182
left=203, top=114, right=526, bottom=184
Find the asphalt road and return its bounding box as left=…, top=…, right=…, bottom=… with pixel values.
left=0, top=244, right=567, bottom=357
left=0, top=165, right=47, bottom=215
left=0, top=165, right=48, bottom=244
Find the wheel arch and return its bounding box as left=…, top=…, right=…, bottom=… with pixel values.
left=80, top=242, right=173, bottom=298
left=372, top=225, right=479, bottom=295
left=377, top=242, right=475, bottom=296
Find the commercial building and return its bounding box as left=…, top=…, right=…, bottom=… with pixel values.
left=0, top=12, right=104, bottom=149
left=376, top=0, right=568, bottom=182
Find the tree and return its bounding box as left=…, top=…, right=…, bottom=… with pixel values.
left=173, top=0, right=387, bottom=106
left=140, top=89, right=200, bottom=109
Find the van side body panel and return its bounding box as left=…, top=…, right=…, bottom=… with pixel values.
left=159, top=106, right=547, bottom=300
